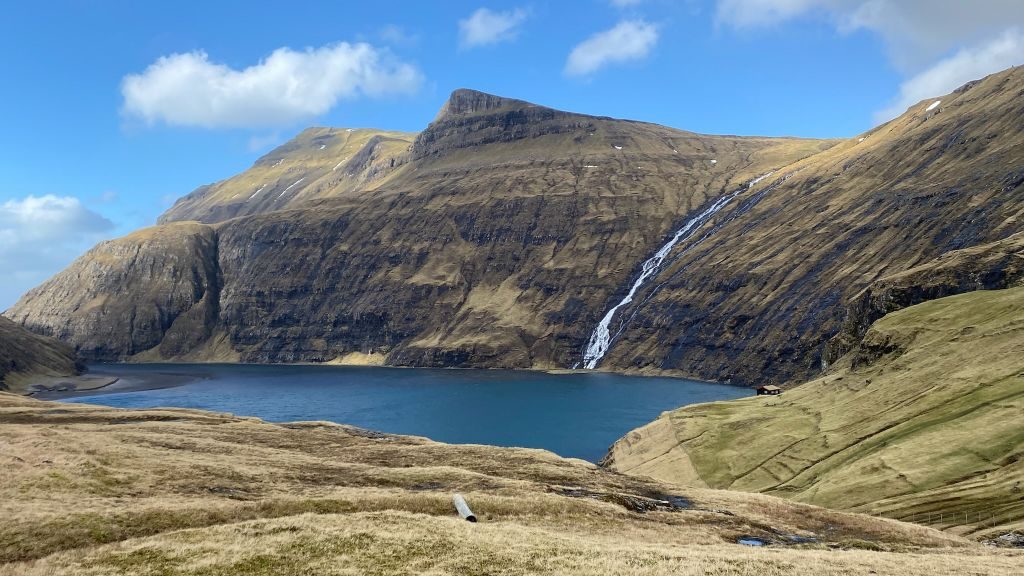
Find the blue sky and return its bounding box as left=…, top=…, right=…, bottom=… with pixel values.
left=2, top=0, right=1023, bottom=308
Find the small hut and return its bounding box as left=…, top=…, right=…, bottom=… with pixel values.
left=755, top=385, right=782, bottom=396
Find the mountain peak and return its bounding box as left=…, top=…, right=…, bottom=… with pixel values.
left=434, top=89, right=539, bottom=121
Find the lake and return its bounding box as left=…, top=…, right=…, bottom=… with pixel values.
left=66, top=363, right=750, bottom=462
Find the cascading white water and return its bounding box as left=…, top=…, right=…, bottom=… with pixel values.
left=580, top=173, right=773, bottom=369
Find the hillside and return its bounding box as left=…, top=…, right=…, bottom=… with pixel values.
left=593, top=66, right=1024, bottom=384
left=0, top=316, right=79, bottom=392
left=3, top=393, right=1022, bottom=575
left=7, top=89, right=831, bottom=368
left=604, top=284, right=1024, bottom=538
left=7, top=68, right=1024, bottom=384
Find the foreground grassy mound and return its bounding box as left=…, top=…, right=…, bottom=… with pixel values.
left=2, top=394, right=1019, bottom=575
left=606, top=287, right=1024, bottom=538
left=0, top=316, right=79, bottom=393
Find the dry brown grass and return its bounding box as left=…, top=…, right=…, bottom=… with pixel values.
left=1, top=393, right=1020, bottom=574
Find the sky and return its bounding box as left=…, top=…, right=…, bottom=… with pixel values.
left=1, top=0, right=1023, bottom=309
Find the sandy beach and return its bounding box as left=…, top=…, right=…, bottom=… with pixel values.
left=26, top=367, right=205, bottom=400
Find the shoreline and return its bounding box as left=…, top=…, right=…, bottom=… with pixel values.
left=24, top=360, right=749, bottom=401
left=27, top=369, right=208, bottom=400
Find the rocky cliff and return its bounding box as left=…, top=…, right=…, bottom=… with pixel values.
left=7, top=90, right=832, bottom=368
left=7, top=69, right=1024, bottom=383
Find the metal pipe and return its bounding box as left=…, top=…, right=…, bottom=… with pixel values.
left=453, top=494, right=477, bottom=522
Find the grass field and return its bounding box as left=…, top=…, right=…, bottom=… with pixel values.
left=606, top=286, right=1024, bottom=539
left=2, top=392, right=1021, bottom=575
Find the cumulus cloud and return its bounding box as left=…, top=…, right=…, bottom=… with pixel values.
left=875, top=28, right=1024, bottom=121
left=0, top=195, right=115, bottom=309
left=458, top=7, right=529, bottom=48
left=716, top=0, right=1024, bottom=71
left=715, top=1, right=1024, bottom=123
left=121, top=42, right=423, bottom=129
left=565, top=20, right=659, bottom=76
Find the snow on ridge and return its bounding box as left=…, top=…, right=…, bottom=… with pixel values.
left=277, top=177, right=305, bottom=199
left=614, top=145, right=623, bottom=150
left=248, top=184, right=267, bottom=201
left=926, top=100, right=941, bottom=112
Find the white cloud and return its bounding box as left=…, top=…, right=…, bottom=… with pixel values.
left=716, top=0, right=1024, bottom=71
left=0, top=195, right=115, bottom=309
left=565, top=20, right=659, bottom=76
left=121, top=42, right=423, bottom=129
left=715, top=1, right=1024, bottom=124
left=875, top=28, right=1024, bottom=122
left=610, top=0, right=644, bottom=6
left=458, top=7, right=529, bottom=48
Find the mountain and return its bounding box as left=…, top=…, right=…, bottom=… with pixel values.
left=0, top=316, right=79, bottom=392
left=604, top=282, right=1024, bottom=537
left=587, top=66, right=1024, bottom=384
left=7, top=68, right=1024, bottom=384
left=6, top=392, right=1015, bottom=575
left=6, top=90, right=832, bottom=368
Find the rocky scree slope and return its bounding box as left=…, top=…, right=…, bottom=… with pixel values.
left=7, top=89, right=831, bottom=367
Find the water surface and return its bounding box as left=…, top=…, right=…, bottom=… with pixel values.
left=68, top=364, right=749, bottom=462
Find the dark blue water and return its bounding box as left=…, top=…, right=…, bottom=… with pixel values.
left=67, top=364, right=749, bottom=462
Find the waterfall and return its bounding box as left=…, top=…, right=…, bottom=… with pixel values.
left=580, top=173, right=774, bottom=369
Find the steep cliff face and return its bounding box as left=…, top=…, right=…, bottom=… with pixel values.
left=7, top=69, right=1023, bottom=380
left=8, top=90, right=831, bottom=366
left=594, top=66, right=1024, bottom=383
left=0, top=316, right=79, bottom=391
left=7, top=222, right=222, bottom=361
left=823, top=231, right=1024, bottom=367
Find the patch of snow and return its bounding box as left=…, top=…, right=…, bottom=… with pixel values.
left=858, top=137, right=865, bottom=142
left=277, top=177, right=305, bottom=199
left=346, top=128, right=355, bottom=132
left=248, top=184, right=267, bottom=201
left=319, top=144, right=326, bottom=150
left=614, top=145, right=623, bottom=150
left=673, top=149, right=678, bottom=153
left=584, top=165, right=599, bottom=168
left=710, top=159, right=717, bottom=164
left=926, top=100, right=941, bottom=112
left=332, top=157, right=349, bottom=171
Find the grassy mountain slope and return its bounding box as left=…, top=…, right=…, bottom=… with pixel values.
left=4, top=393, right=1021, bottom=575
left=604, top=285, right=1024, bottom=538
left=159, top=127, right=416, bottom=223
left=7, top=90, right=831, bottom=367
left=598, top=66, right=1024, bottom=384
left=0, top=317, right=79, bottom=392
